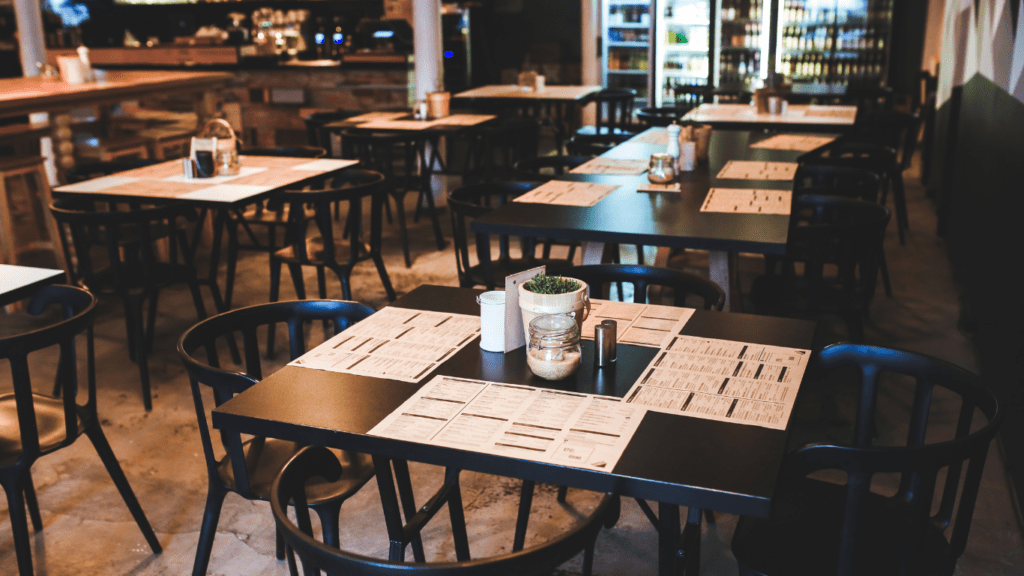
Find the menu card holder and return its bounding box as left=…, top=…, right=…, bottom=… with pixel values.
left=504, top=266, right=545, bottom=351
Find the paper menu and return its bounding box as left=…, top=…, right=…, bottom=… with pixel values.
left=433, top=114, right=496, bottom=126
left=513, top=181, right=619, bottom=207
left=580, top=299, right=695, bottom=348
left=716, top=160, right=799, bottom=180
left=289, top=307, right=480, bottom=383
left=368, top=376, right=645, bottom=472
left=343, top=111, right=408, bottom=123
left=749, top=134, right=836, bottom=152
left=637, top=182, right=682, bottom=193
left=624, top=335, right=810, bottom=430
left=700, top=188, right=792, bottom=215
left=570, top=158, right=649, bottom=175
left=356, top=119, right=440, bottom=130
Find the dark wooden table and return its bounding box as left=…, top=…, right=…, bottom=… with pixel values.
left=0, top=264, right=64, bottom=307
left=471, top=128, right=835, bottom=310
left=681, top=103, right=858, bottom=132
left=212, top=284, right=816, bottom=575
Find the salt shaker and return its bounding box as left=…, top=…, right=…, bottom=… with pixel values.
left=666, top=123, right=681, bottom=161
left=595, top=320, right=617, bottom=367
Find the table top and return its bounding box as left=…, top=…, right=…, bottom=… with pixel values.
left=682, top=103, right=858, bottom=130
left=0, top=70, right=231, bottom=118
left=454, top=85, right=603, bottom=102
left=471, top=128, right=829, bottom=254
left=53, top=156, right=358, bottom=206
left=0, top=265, right=64, bottom=307
left=324, top=112, right=497, bottom=135
left=213, top=285, right=816, bottom=517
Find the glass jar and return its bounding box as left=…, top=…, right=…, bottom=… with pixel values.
left=526, top=314, right=582, bottom=381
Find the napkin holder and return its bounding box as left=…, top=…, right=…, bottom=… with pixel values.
left=504, top=266, right=545, bottom=351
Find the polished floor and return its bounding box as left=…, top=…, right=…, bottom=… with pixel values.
left=0, top=152, right=1022, bottom=575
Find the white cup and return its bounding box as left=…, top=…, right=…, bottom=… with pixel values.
left=477, top=291, right=506, bottom=352
left=56, top=57, right=86, bottom=84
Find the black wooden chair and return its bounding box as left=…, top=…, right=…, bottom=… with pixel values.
left=269, top=169, right=396, bottom=315
left=750, top=195, right=890, bottom=342
left=570, top=88, right=637, bottom=155
left=341, top=131, right=446, bottom=267
left=223, top=146, right=329, bottom=310
left=272, top=445, right=620, bottom=576
left=802, top=139, right=909, bottom=244
left=792, top=164, right=892, bottom=297
left=304, top=111, right=358, bottom=155
left=50, top=198, right=207, bottom=410
left=177, top=299, right=377, bottom=576
left=447, top=182, right=575, bottom=290
left=1, top=285, right=161, bottom=576
left=732, top=343, right=1003, bottom=576
left=636, top=84, right=713, bottom=128
left=563, top=264, right=726, bottom=310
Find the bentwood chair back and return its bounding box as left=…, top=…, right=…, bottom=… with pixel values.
left=584, top=88, right=637, bottom=137
left=177, top=299, right=377, bottom=576
left=447, top=181, right=574, bottom=290
left=751, top=195, right=890, bottom=342
left=273, top=445, right=619, bottom=576
left=49, top=198, right=207, bottom=410
left=793, top=165, right=882, bottom=202
left=732, top=343, right=1002, bottom=576
left=1, top=285, right=161, bottom=576
left=563, top=264, right=726, bottom=310
left=341, top=130, right=446, bottom=267
left=304, top=111, right=358, bottom=153
left=269, top=169, right=396, bottom=309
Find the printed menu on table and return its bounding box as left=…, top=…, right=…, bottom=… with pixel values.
left=368, top=376, right=646, bottom=472
left=289, top=307, right=480, bottom=383
left=581, top=299, right=695, bottom=348
left=433, top=114, right=497, bottom=126
left=749, top=134, right=836, bottom=152
left=700, top=188, right=792, bottom=215
left=513, top=181, right=620, bottom=207
left=624, top=335, right=810, bottom=430
left=716, top=160, right=799, bottom=180
left=570, top=158, right=649, bottom=175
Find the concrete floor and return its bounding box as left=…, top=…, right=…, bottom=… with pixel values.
left=1, top=153, right=1022, bottom=575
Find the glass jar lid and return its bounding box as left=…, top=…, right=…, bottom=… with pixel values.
left=529, top=314, right=579, bottom=340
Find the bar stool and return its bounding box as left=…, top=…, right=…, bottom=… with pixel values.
left=0, top=155, right=61, bottom=268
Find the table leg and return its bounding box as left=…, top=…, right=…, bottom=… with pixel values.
left=658, top=502, right=680, bottom=576
left=709, top=250, right=739, bottom=311
left=392, top=459, right=428, bottom=562
left=205, top=208, right=229, bottom=313
left=372, top=455, right=416, bottom=561
left=680, top=507, right=703, bottom=576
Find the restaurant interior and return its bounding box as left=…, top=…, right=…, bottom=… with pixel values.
left=1, top=0, right=1023, bottom=574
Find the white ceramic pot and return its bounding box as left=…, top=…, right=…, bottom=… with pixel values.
left=518, top=279, right=590, bottom=340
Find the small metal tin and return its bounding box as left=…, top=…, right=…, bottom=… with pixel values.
left=595, top=319, right=617, bottom=367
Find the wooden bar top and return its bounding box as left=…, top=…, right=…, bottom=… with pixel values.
left=0, top=70, right=231, bottom=118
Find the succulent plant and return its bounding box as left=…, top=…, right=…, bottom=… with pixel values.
left=522, top=274, right=581, bottom=295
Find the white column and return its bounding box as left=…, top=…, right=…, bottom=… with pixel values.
left=413, top=0, right=443, bottom=99
left=13, top=0, right=47, bottom=78
left=581, top=0, right=599, bottom=125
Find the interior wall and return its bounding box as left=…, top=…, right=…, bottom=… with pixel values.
left=935, top=0, right=1024, bottom=523
left=921, top=0, right=945, bottom=73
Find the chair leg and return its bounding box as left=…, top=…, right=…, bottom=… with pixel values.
left=892, top=172, right=909, bottom=245
left=124, top=299, right=153, bottom=411
left=276, top=525, right=286, bottom=559
left=421, top=188, right=446, bottom=251
left=224, top=222, right=239, bottom=310
left=557, top=485, right=568, bottom=502
left=879, top=249, right=893, bottom=298
left=393, top=193, right=412, bottom=268
left=370, top=254, right=397, bottom=302
left=192, top=484, right=228, bottom=576
left=287, top=263, right=307, bottom=299
left=23, top=472, right=43, bottom=532
left=2, top=473, right=35, bottom=576
left=145, top=292, right=160, bottom=354
left=267, top=257, right=283, bottom=358
left=86, top=425, right=162, bottom=554
left=313, top=501, right=343, bottom=549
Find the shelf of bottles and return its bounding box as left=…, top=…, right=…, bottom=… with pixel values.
left=654, top=0, right=711, bottom=107
left=717, top=0, right=765, bottom=92
left=603, top=0, right=652, bottom=105
left=777, top=0, right=892, bottom=93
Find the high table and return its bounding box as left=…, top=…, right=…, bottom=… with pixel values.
left=212, top=284, right=816, bottom=575
left=453, top=85, right=603, bottom=154
left=681, top=103, right=857, bottom=132
left=471, top=128, right=837, bottom=311
left=0, top=264, right=64, bottom=307
left=52, top=155, right=358, bottom=312
left=0, top=70, right=230, bottom=175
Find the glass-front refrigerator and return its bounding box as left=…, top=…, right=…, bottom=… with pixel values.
left=716, top=0, right=767, bottom=92
left=652, top=0, right=713, bottom=107
left=776, top=0, right=892, bottom=95
left=602, top=0, right=652, bottom=106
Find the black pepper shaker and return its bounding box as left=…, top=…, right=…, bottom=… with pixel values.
left=595, top=320, right=617, bottom=367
